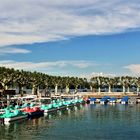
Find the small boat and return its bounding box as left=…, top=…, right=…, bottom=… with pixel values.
left=0, top=109, right=27, bottom=124
left=41, top=103, right=55, bottom=114
left=41, top=99, right=68, bottom=114
left=83, top=97, right=90, bottom=104
left=41, top=98, right=83, bottom=114
left=121, top=96, right=129, bottom=104
left=100, top=96, right=110, bottom=104
left=0, top=109, right=5, bottom=114
left=77, top=98, right=84, bottom=104
left=21, top=95, right=37, bottom=101
left=23, top=107, right=44, bottom=118
left=90, top=98, right=96, bottom=104
left=109, top=97, right=117, bottom=104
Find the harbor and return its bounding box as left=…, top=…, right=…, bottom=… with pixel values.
left=1, top=103, right=140, bottom=140
left=0, top=95, right=84, bottom=124
left=0, top=0, right=140, bottom=139
left=0, top=91, right=139, bottom=125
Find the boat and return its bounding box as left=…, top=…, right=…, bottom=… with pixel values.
left=78, top=98, right=84, bottom=103
left=23, top=107, right=44, bottom=118
left=100, top=96, right=110, bottom=104
left=21, top=95, right=37, bottom=101
left=83, top=97, right=90, bottom=104
left=0, top=109, right=5, bottom=114
left=75, top=98, right=84, bottom=104
left=109, top=97, right=117, bottom=104
left=42, top=103, right=66, bottom=114
left=41, top=98, right=83, bottom=114
left=90, top=97, right=96, bottom=104
left=121, top=96, right=129, bottom=104
left=0, top=109, right=27, bottom=124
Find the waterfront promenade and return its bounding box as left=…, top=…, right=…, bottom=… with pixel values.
left=77, top=92, right=138, bottom=98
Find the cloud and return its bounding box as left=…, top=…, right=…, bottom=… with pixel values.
left=0, top=60, right=96, bottom=71
left=0, top=47, right=30, bottom=54
left=79, top=72, right=116, bottom=80
left=0, top=0, right=140, bottom=46
left=124, top=64, right=140, bottom=76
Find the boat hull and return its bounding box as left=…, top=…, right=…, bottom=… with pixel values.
left=28, top=110, right=44, bottom=118
left=44, top=105, right=67, bottom=114
left=4, top=115, right=28, bottom=123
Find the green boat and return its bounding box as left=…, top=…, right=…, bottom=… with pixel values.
left=0, top=109, right=28, bottom=124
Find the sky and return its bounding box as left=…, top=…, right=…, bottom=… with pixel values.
left=0, top=0, right=140, bottom=78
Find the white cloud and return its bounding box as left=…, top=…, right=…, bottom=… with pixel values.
left=0, top=0, right=140, bottom=46
left=124, top=64, right=140, bottom=76
left=0, top=47, right=30, bottom=54
left=79, top=72, right=116, bottom=80
left=68, top=61, right=96, bottom=68
left=90, top=72, right=116, bottom=77
left=0, top=60, right=96, bottom=71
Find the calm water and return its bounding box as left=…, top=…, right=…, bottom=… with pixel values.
left=0, top=104, right=140, bottom=140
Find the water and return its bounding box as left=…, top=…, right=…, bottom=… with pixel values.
left=0, top=104, right=140, bottom=140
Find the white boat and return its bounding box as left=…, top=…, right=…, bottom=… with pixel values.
left=109, top=97, right=117, bottom=104
left=21, top=95, right=37, bottom=101
left=4, top=114, right=28, bottom=123
left=0, top=109, right=5, bottom=114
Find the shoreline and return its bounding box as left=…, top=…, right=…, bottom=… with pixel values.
left=77, top=92, right=139, bottom=98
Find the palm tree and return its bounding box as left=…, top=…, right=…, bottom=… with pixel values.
left=106, top=77, right=116, bottom=93
left=14, top=70, right=30, bottom=96
left=129, top=77, right=137, bottom=92
left=125, top=76, right=132, bottom=93
left=63, top=76, right=71, bottom=94
left=29, top=71, right=43, bottom=95
left=51, top=76, right=61, bottom=95
left=113, top=77, right=121, bottom=92
left=120, top=76, right=126, bottom=93
left=90, top=77, right=98, bottom=92
left=42, top=75, right=50, bottom=95
left=71, top=77, right=80, bottom=93
left=101, top=77, right=108, bottom=92
left=82, top=78, right=89, bottom=90
left=59, top=77, right=65, bottom=94
left=0, top=67, right=15, bottom=91
left=97, top=76, right=103, bottom=93
left=136, top=77, right=140, bottom=93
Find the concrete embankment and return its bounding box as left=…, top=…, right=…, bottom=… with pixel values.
left=77, top=92, right=139, bottom=99
left=77, top=92, right=140, bottom=103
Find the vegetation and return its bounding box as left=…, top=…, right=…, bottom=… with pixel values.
left=0, top=67, right=140, bottom=96
left=0, top=67, right=87, bottom=96
left=90, top=76, right=139, bottom=93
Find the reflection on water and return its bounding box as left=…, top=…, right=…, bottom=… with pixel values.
left=0, top=104, right=140, bottom=140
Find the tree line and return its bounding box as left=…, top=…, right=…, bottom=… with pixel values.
left=0, top=67, right=140, bottom=96
left=90, top=76, right=140, bottom=93
left=0, top=67, right=88, bottom=96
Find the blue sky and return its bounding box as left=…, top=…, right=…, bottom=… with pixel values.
left=0, top=0, right=140, bottom=78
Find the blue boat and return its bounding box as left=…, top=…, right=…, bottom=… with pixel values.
left=121, top=96, right=129, bottom=104
left=109, top=97, right=117, bottom=104
left=90, top=98, right=96, bottom=104
left=100, top=96, right=110, bottom=104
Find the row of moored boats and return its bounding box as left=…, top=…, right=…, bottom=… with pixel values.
left=0, top=98, right=84, bottom=124
left=84, top=96, right=129, bottom=105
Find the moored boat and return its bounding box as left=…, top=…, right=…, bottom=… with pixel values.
left=90, top=98, right=96, bottom=104
left=41, top=98, right=83, bottom=114
left=121, top=96, right=129, bottom=104
left=23, top=107, right=44, bottom=118
left=109, top=97, right=117, bottom=104
left=83, top=97, right=90, bottom=104
left=0, top=109, right=27, bottom=124
left=100, top=96, right=110, bottom=104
